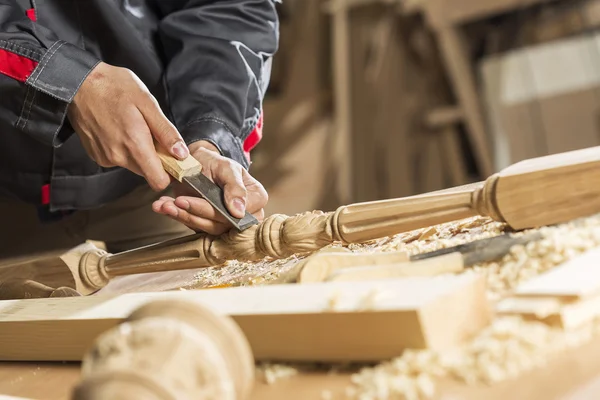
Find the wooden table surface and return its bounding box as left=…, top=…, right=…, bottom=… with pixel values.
left=4, top=330, right=600, bottom=400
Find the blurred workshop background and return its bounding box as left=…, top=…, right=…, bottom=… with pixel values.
left=253, top=0, right=600, bottom=216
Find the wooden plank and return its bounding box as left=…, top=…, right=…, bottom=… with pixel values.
left=423, top=0, right=557, bottom=29
left=497, top=294, right=600, bottom=330
left=512, top=247, right=600, bottom=299
left=497, top=247, right=600, bottom=328
left=0, top=275, right=491, bottom=362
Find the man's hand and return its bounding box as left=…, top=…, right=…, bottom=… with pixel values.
left=152, top=141, right=268, bottom=235
left=67, top=62, right=189, bottom=191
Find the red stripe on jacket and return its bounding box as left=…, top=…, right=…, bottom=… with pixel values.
left=0, top=48, right=38, bottom=82
left=243, top=111, right=263, bottom=162
left=0, top=9, right=38, bottom=82
left=26, top=8, right=36, bottom=22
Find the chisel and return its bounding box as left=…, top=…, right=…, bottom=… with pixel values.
left=322, top=231, right=543, bottom=283
left=156, top=145, right=258, bottom=231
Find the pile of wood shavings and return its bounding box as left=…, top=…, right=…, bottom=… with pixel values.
left=345, top=316, right=600, bottom=400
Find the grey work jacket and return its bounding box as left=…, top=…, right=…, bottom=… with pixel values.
left=0, top=0, right=278, bottom=218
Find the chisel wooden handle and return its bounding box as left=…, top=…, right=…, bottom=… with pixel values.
left=155, top=144, right=201, bottom=181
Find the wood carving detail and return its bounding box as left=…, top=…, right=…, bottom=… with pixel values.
left=72, top=300, right=253, bottom=400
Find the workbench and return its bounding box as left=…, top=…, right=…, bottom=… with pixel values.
left=3, top=332, right=600, bottom=400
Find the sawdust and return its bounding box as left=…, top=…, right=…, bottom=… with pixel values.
left=255, top=363, right=300, bottom=384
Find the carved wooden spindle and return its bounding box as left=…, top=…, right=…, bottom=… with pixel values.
left=71, top=299, right=254, bottom=400
left=76, top=176, right=500, bottom=292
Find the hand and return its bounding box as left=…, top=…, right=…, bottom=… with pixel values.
left=152, top=141, right=268, bottom=235
left=67, top=61, right=190, bottom=191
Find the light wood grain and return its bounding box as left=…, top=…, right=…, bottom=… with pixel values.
left=512, top=246, right=600, bottom=299
left=325, top=252, right=465, bottom=282
left=495, top=146, right=600, bottom=230
left=0, top=275, right=490, bottom=362
left=497, top=247, right=600, bottom=329
left=296, top=248, right=410, bottom=283
left=155, top=145, right=202, bottom=182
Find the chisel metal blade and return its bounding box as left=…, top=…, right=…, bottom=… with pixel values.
left=183, top=174, right=258, bottom=232
left=410, top=231, right=543, bottom=267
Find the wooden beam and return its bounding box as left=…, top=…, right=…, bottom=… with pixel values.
left=331, top=0, right=354, bottom=204
left=435, top=25, right=494, bottom=177
left=0, top=275, right=491, bottom=362
left=423, top=0, right=557, bottom=29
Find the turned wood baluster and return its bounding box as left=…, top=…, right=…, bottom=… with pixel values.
left=77, top=174, right=504, bottom=291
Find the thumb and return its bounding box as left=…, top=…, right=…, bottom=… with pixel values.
left=212, top=161, right=248, bottom=219
left=139, top=96, right=189, bottom=160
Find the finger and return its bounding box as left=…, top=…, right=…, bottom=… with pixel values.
left=174, top=196, right=229, bottom=224
left=211, top=161, right=248, bottom=219
left=125, top=110, right=171, bottom=191
left=243, top=180, right=269, bottom=215
left=152, top=196, right=175, bottom=213
left=227, top=170, right=269, bottom=218
left=138, top=95, right=189, bottom=160
left=161, top=202, right=231, bottom=235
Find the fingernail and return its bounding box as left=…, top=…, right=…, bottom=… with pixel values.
left=232, top=198, right=245, bottom=214
left=164, top=204, right=178, bottom=217
left=171, top=141, right=189, bottom=159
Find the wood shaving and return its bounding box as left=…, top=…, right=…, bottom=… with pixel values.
left=255, top=363, right=299, bottom=384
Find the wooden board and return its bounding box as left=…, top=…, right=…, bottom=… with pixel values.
left=513, top=246, right=600, bottom=299
left=497, top=294, right=600, bottom=330
left=0, top=275, right=490, bottom=362
left=497, top=246, right=600, bottom=328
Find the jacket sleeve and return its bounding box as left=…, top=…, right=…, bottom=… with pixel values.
left=155, top=0, right=279, bottom=169
left=0, top=1, right=100, bottom=147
